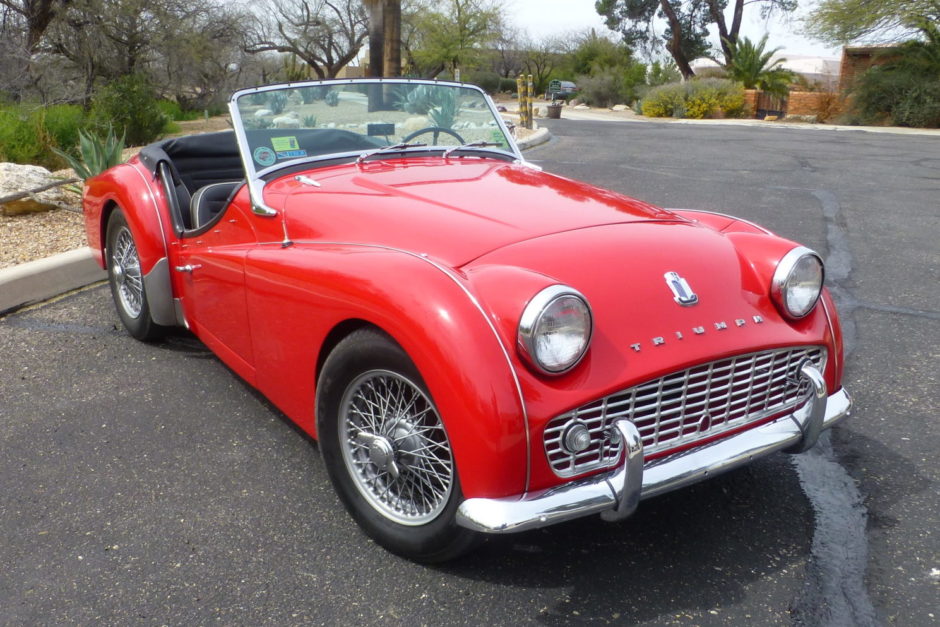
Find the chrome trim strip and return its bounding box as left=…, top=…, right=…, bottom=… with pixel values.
left=128, top=164, right=177, bottom=326
left=456, top=384, right=851, bottom=534
left=227, top=79, right=523, bottom=219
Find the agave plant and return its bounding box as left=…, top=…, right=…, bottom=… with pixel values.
left=52, top=125, right=125, bottom=180
left=724, top=35, right=796, bottom=97
left=427, top=88, right=459, bottom=129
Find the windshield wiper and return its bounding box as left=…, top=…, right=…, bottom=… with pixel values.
left=442, top=141, right=504, bottom=159
left=357, top=141, right=427, bottom=165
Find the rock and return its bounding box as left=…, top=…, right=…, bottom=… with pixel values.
left=0, top=163, right=73, bottom=216
left=569, top=99, right=580, bottom=107
left=574, top=104, right=590, bottom=110
left=272, top=111, right=301, bottom=128
left=400, top=116, right=431, bottom=135
left=611, top=104, right=629, bottom=111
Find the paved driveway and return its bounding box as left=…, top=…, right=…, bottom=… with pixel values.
left=1, top=119, right=937, bottom=625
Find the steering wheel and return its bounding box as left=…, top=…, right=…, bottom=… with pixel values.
left=401, top=126, right=466, bottom=145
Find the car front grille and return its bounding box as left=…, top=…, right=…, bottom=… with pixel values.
left=544, top=346, right=826, bottom=477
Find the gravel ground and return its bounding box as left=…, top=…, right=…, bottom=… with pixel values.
left=0, top=201, right=85, bottom=270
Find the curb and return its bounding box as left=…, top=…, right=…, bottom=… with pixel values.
left=0, top=247, right=106, bottom=315
left=517, top=126, right=551, bottom=150
left=548, top=108, right=940, bottom=137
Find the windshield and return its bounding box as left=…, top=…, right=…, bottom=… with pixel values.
left=230, top=80, right=517, bottom=178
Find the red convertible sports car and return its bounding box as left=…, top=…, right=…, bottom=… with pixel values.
left=83, top=79, right=851, bottom=561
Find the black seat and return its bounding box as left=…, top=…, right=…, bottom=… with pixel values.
left=190, top=182, right=242, bottom=229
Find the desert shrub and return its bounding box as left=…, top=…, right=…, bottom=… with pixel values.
left=854, top=62, right=940, bottom=127
left=0, top=103, right=89, bottom=168
left=41, top=105, right=86, bottom=155
left=156, top=100, right=201, bottom=121
left=268, top=91, right=288, bottom=114
left=814, top=92, right=842, bottom=122
left=0, top=106, right=44, bottom=165
left=890, top=82, right=940, bottom=127
left=641, top=79, right=744, bottom=118
left=685, top=86, right=721, bottom=119
left=640, top=83, right=686, bottom=117
left=325, top=90, right=340, bottom=107
left=576, top=65, right=645, bottom=107
left=499, top=77, right=518, bottom=93
left=465, top=70, right=501, bottom=94
left=576, top=72, right=621, bottom=107
left=89, top=74, right=167, bottom=145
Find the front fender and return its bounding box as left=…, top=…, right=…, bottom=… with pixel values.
left=243, top=243, right=529, bottom=499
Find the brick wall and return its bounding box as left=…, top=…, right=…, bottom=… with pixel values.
left=787, top=91, right=844, bottom=121
left=839, top=46, right=901, bottom=92
left=743, top=89, right=758, bottom=118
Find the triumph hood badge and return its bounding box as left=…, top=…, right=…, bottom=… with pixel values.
left=665, top=271, right=698, bottom=306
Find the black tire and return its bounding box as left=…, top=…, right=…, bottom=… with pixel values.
left=401, top=126, right=466, bottom=145
left=316, top=328, right=479, bottom=562
left=105, top=210, right=162, bottom=341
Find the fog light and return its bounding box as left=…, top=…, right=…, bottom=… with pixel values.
left=563, top=422, right=592, bottom=454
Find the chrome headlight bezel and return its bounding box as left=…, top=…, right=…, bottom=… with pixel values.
left=771, top=246, right=825, bottom=319
left=518, top=285, right=593, bottom=375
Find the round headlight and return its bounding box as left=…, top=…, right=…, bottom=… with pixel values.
left=518, top=285, right=592, bottom=375
left=771, top=247, right=824, bottom=319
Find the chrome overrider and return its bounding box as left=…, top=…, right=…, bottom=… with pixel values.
left=456, top=361, right=851, bottom=534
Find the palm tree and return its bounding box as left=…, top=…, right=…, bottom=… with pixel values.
left=725, top=35, right=796, bottom=97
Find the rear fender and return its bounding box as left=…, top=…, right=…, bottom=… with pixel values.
left=83, top=162, right=177, bottom=325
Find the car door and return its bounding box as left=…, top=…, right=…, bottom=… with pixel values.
left=175, top=190, right=258, bottom=383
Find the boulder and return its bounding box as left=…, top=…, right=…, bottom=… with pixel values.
left=0, top=163, right=73, bottom=216
left=574, top=103, right=590, bottom=110
left=611, top=104, right=629, bottom=111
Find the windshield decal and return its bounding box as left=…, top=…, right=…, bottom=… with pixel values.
left=271, top=136, right=301, bottom=152
left=253, top=146, right=277, bottom=167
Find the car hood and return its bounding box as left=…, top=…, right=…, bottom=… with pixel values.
left=462, top=220, right=827, bottom=396
left=270, top=158, right=682, bottom=267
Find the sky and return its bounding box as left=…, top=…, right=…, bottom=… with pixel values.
left=503, top=0, right=842, bottom=59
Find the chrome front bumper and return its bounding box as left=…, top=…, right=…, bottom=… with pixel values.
left=457, top=362, right=851, bottom=534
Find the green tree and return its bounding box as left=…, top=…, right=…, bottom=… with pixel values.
left=724, top=35, right=795, bottom=96
left=520, top=36, right=563, bottom=93
left=805, top=0, right=940, bottom=45
left=556, top=31, right=646, bottom=105
left=596, top=0, right=796, bottom=78
left=403, top=0, right=504, bottom=78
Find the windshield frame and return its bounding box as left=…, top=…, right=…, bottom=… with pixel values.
left=228, top=78, right=523, bottom=217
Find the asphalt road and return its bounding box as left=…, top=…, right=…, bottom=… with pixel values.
left=1, top=120, right=937, bottom=625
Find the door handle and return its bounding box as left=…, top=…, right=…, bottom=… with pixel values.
left=174, top=264, right=202, bottom=273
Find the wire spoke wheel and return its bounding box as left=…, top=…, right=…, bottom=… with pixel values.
left=111, top=226, right=144, bottom=319
left=339, top=369, right=454, bottom=525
